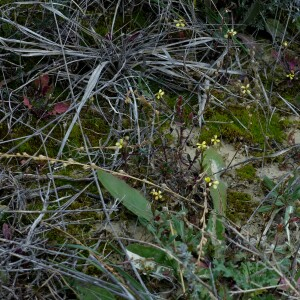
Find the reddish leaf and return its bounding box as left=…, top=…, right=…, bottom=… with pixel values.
left=34, top=74, right=49, bottom=90
left=105, top=32, right=112, bottom=40
left=178, top=31, right=186, bottom=39
left=3, top=223, right=12, bottom=240
left=20, top=159, right=28, bottom=165
left=289, top=217, right=300, bottom=223
left=23, top=96, right=33, bottom=109
left=34, top=74, right=52, bottom=96
left=279, top=277, right=300, bottom=291
left=42, top=85, right=51, bottom=96
left=50, top=102, right=69, bottom=115
left=127, top=31, right=142, bottom=42
left=287, top=130, right=296, bottom=146
left=271, top=50, right=279, bottom=60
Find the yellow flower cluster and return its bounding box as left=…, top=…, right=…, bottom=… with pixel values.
left=204, top=177, right=219, bottom=189
left=196, top=141, right=207, bottom=150
left=241, top=84, right=251, bottom=95
left=115, top=139, right=124, bottom=149
left=155, top=89, right=165, bottom=99
left=286, top=70, right=295, bottom=80
left=174, top=19, right=185, bottom=27
left=150, top=189, right=163, bottom=201
left=211, top=135, right=220, bottom=146
left=224, top=29, right=237, bottom=39
left=197, top=135, right=220, bottom=150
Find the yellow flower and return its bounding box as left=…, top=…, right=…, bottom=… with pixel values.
left=211, top=135, right=220, bottom=145
left=150, top=189, right=163, bottom=201
left=282, top=41, right=288, bottom=48
left=155, top=89, right=165, bottom=99
left=241, top=84, right=251, bottom=95
left=115, top=139, right=124, bottom=149
left=212, top=180, right=219, bottom=189
left=204, top=177, right=211, bottom=183
left=286, top=70, right=295, bottom=80
left=224, top=28, right=237, bottom=39
left=204, top=177, right=219, bottom=189
left=174, top=19, right=185, bottom=27
left=196, top=141, right=208, bottom=150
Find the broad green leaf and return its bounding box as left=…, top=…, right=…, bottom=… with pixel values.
left=202, top=147, right=227, bottom=259
left=209, top=181, right=227, bottom=217
left=263, top=176, right=278, bottom=196
left=202, top=147, right=225, bottom=179
left=126, top=244, right=176, bottom=277
left=257, top=205, right=273, bottom=213
left=127, top=244, right=174, bottom=267
left=65, top=278, right=116, bottom=300
left=202, top=147, right=227, bottom=215
left=292, top=187, right=300, bottom=201
left=97, top=170, right=153, bottom=222
left=172, top=218, right=185, bottom=240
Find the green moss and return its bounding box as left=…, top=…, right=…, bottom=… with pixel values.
left=202, top=105, right=285, bottom=147
left=23, top=182, right=103, bottom=244
left=236, top=164, right=257, bottom=182
left=227, top=190, right=256, bottom=225
left=5, top=106, right=111, bottom=162
left=45, top=228, right=67, bottom=245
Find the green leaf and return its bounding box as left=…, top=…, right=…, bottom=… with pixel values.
left=97, top=170, right=153, bottom=222
left=126, top=244, right=177, bottom=277
left=242, top=1, right=260, bottom=25
left=202, top=147, right=227, bottom=259
left=263, top=176, right=279, bottom=197
left=65, top=278, right=116, bottom=300
left=202, top=147, right=225, bottom=179
left=257, top=205, right=273, bottom=213
left=113, top=267, right=153, bottom=300
left=262, top=176, right=276, bottom=189
left=291, top=186, right=300, bottom=201
left=172, top=218, right=185, bottom=239
left=127, top=244, right=175, bottom=269
left=202, top=147, right=227, bottom=216
left=264, top=18, right=285, bottom=40
left=209, top=181, right=227, bottom=216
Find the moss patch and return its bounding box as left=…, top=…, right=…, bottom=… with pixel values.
left=227, top=190, right=256, bottom=225
left=236, top=164, right=257, bottom=182
left=202, top=105, right=285, bottom=147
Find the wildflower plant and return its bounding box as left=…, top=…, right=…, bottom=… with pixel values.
left=286, top=70, right=295, bottom=80
left=174, top=18, right=185, bottom=27
left=115, top=139, right=124, bottom=149
left=2, top=0, right=300, bottom=299
left=155, top=89, right=165, bottom=99
left=150, top=189, right=163, bottom=201
left=196, top=141, right=208, bottom=150
left=204, top=177, right=219, bottom=189
left=224, top=28, right=237, bottom=39
left=241, top=84, right=251, bottom=95
left=211, top=135, right=220, bottom=146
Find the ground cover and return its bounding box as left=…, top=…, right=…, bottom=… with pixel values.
left=0, top=0, right=300, bottom=299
